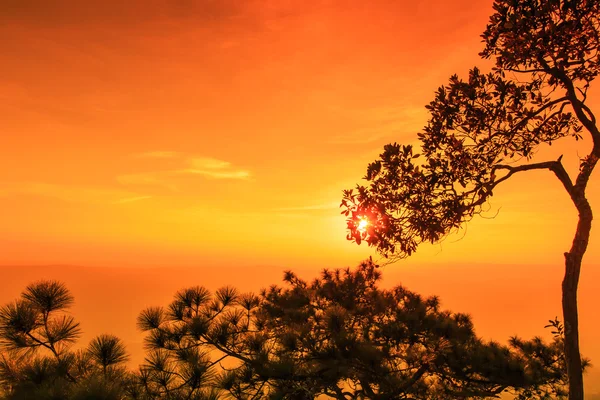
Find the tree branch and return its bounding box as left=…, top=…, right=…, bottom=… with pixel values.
left=465, top=158, right=574, bottom=210
left=537, top=56, right=600, bottom=152
left=505, top=67, right=549, bottom=74
left=24, top=331, right=78, bottom=383
left=396, top=363, right=429, bottom=393
left=496, top=157, right=575, bottom=194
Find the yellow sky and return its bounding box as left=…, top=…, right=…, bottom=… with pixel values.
left=1, top=0, right=600, bottom=393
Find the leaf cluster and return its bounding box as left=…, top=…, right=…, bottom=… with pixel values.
left=341, top=0, right=599, bottom=259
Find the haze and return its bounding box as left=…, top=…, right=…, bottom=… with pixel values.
left=1, top=0, right=599, bottom=394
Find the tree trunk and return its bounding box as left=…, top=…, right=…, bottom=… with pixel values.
left=563, top=199, right=592, bottom=400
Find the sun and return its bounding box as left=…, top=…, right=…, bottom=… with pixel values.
left=357, top=217, right=369, bottom=233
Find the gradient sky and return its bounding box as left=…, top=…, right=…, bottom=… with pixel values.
left=1, top=0, right=600, bottom=394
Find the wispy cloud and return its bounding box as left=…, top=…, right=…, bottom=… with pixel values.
left=181, top=157, right=251, bottom=179
left=116, top=172, right=178, bottom=191
left=113, top=195, right=152, bottom=204
left=179, top=169, right=251, bottom=180
left=134, top=151, right=179, bottom=159
left=118, top=155, right=252, bottom=189
left=0, top=182, right=149, bottom=205
left=188, top=157, right=232, bottom=170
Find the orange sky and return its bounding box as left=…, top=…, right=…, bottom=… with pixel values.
left=1, top=0, right=600, bottom=394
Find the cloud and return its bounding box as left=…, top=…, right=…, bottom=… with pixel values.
left=188, top=157, right=232, bottom=169
left=0, top=182, right=149, bottom=205
left=113, top=195, right=152, bottom=204
left=181, top=169, right=250, bottom=179
left=134, top=151, right=179, bottom=159
left=118, top=155, right=252, bottom=190
left=180, top=169, right=251, bottom=180
left=179, top=156, right=251, bottom=180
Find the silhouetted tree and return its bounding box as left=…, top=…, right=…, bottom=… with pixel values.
left=257, top=259, right=574, bottom=399
left=87, top=334, right=130, bottom=379
left=140, top=260, right=570, bottom=399
left=0, top=273, right=575, bottom=399
left=0, top=281, right=81, bottom=359
left=136, top=286, right=249, bottom=399
left=0, top=281, right=131, bottom=400
left=341, top=1, right=599, bottom=398
left=509, top=317, right=590, bottom=400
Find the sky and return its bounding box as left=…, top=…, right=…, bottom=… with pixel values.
left=1, top=0, right=600, bottom=394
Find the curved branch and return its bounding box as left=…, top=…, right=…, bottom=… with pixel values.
left=537, top=57, right=600, bottom=151
left=24, top=331, right=78, bottom=383
left=467, top=158, right=575, bottom=210
left=504, top=158, right=574, bottom=191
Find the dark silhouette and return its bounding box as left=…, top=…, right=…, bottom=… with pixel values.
left=0, top=281, right=132, bottom=399
left=138, top=260, right=571, bottom=399
left=341, top=1, right=599, bottom=398
left=0, top=271, right=581, bottom=399
left=136, top=285, right=241, bottom=399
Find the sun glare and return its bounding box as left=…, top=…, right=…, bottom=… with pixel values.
left=357, top=217, right=369, bottom=233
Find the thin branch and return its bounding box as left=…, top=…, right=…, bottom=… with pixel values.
left=537, top=56, right=600, bottom=148
left=250, top=380, right=267, bottom=400
left=465, top=158, right=573, bottom=211
left=24, top=331, right=78, bottom=383
left=396, top=363, right=429, bottom=393
left=506, top=67, right=549, bottom=74
left=496, top=159, right=563, bottom=175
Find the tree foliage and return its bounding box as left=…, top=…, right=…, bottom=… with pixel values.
left=136, top=260, right=571, bottom=399
left=0, top=269, right=577, bottom=399
left=0, top=281, right=132, bottom=400
left=135, top=285, right=248, bottom=399
left=0, top=281, right=81, bottom=359
left=341, top=0, right=598, bottom=259
left=256, top=259, right=574, bottom=399
left=341, top=2, right=599, bottom=397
